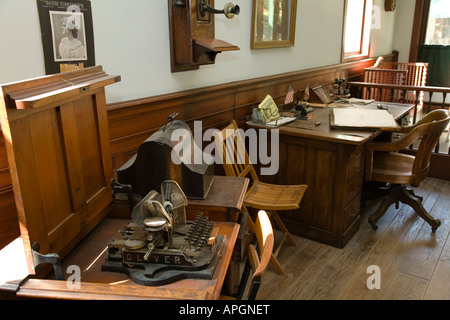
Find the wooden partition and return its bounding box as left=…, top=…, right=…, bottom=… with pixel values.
left=0, top=52, right=398, bottom=249
left=0, top=67, right=120, bottom=275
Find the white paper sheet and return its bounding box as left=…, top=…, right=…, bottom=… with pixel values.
left=332, top=108, right=398, bottom=129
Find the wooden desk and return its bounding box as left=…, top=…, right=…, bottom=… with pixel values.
left=249, top=102, right=413, bottom=248
left=0, top=219, right=239, bottom=300
left=187, top=176, right=249, bottom=221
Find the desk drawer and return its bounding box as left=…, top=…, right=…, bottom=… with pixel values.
left=347, top=150, right=363, bottom=182
left=344, top=194, right=361, bottom=231
left=345, top=172, right=362, bottom=207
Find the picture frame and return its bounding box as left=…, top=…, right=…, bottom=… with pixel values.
left=36, top=0, right=95, bottom=74
left=251, top=0, right=297, bottom=49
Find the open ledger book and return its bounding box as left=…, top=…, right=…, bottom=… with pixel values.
left=330, top=108, right=400, bottom=130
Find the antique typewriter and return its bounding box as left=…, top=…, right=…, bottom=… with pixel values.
left=102, top=180, right=224, bottom=286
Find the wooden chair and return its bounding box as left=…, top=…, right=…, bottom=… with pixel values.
left=364, top=109, right=450, bottom=232
left=213, top=120, right=307, bottom=275
left=221, top=210, right=274, bottom=300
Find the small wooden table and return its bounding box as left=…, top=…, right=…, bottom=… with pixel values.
left=0, top=219, right=239, bottom=300
left=187, top=176, right=249, bottom=221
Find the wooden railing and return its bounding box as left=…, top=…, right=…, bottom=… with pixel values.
left=348, top=81, right=450, bottom=154
left=349, top=82, right=449, bottom=119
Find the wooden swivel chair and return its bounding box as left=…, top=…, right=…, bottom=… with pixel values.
left=364, top=109, right=450, bottom=232
left=214, top=120, right=307, bottom=275
left=221, top=210, right=274, bottom=300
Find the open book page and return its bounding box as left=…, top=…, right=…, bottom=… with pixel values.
left=258, top=94, right=280, bottom=123
left=331, top=108, right=399, bottom=129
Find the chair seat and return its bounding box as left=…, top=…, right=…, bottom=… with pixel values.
left=372, top=152, right=415, bottom=184
left=244, top=181, right=307, bottom=210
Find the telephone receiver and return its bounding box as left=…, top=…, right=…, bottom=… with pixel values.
left=200, top=1, right=240, bottom=19
left=173, top=1, right=240, bottom=19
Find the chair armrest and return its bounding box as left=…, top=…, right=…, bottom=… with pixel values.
left=365, top=139, right=403, bottom=152
left=367, top=125, right=423, bottom=152
left=364, top=138, right=401, bottom=181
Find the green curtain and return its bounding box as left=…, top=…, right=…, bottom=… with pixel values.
left=417, top=45, right=450, bottom=87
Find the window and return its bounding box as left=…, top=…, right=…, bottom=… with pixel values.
left=410, top=0, right=450, bottom=61
left=424, top=0, right=450, bottom=45
left=342, top=0, right=373, bottom=61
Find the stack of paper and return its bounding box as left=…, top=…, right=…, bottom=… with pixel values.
left=331, top=108, right=399, bottom=130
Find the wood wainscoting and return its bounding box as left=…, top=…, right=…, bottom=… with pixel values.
left=107, top=52, right=399, bottom=177
left=0, top=52, right=398, bottom=249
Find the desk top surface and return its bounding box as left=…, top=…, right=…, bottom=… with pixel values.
left=249, top=102, right=413, bottom=145
left=1, top=219, right=239, bottom=300
left=188, top=176, right=249, bottom=209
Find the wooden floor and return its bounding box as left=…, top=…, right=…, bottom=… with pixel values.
left=257, top=178, right=450, bottom=300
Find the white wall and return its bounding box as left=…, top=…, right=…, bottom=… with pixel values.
left=370, top=0, right=396, bottom=57
left=392, top=0, right=416, bottom=62
left=0, top=0, right=399, bottom=104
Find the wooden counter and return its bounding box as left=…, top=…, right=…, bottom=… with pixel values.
left=2, top=219, right=239, bottom=300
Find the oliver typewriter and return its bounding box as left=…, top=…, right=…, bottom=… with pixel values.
left=102, top=180, right=224, bottom=286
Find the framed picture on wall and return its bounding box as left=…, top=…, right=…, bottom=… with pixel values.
left=36, top=0, right=95, bottom=74
left=251, top=0, right=297, bottom=49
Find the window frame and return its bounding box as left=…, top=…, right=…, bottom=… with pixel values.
left=409, top=0, right=435, bottom=62
left=341, top=0, right=373, bottom=62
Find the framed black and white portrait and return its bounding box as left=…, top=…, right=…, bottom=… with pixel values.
left=37, top=0, right=95, bottom=74
left=50, top=10, right=87, bottom=61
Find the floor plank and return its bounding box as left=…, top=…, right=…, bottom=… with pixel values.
left=257, top=178, right=450, bottom=300
left=423, top=230, right=450, bottom=300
